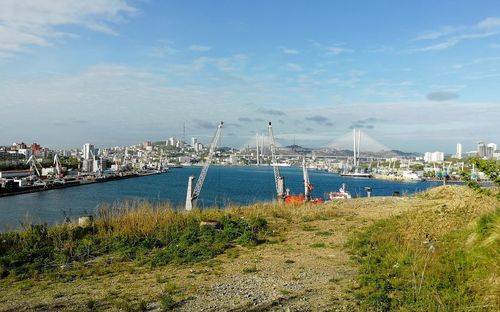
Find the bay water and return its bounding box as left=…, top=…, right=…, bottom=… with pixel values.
left=0, top=166, right=443, bottom=231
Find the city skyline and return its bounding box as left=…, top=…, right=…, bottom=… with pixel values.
left=1, top=1, right=500, bottom=151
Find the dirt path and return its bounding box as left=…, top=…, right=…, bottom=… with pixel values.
left=0, top=197, right=424, bottom=311
left=178, top=197, right=418, bottom=311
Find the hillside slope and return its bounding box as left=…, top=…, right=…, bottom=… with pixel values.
left=0, top=186, right=498, bottom=311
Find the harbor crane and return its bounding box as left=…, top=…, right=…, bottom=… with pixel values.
left=52, top=154, right=66, bottom=184
left=26, top=155, right=47, bottom=186
left=302, top=157, right=312, bottom=202
left=268, top=122, right=287, bottom=203
left=53, top=154, right=63, bottom=177
left=185, top=121, right=224, bottom=211
left=26, top=155, right=42, bottom=178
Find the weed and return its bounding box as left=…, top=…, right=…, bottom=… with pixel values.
left=226, top=249, right=240, bottom=259
left=329, top=277, right=340, bottom=283
left=155, top=274, right=168, bottom=284
left=242, top=265, right=257, bottom=273
left=162, top=282, right=179, bottom=295
left=310, top=242, right=326, bottom=248
left=302, top=224, right=317, bottom=231
left=136, top=299, right=148, bottom=312
left=85, top=299, right=97, bottom=311
left=159, top=293, right=176, bottom=311
left=315, top=230, right=333, bottom=236
left=33, top=303, right=48, bottom=309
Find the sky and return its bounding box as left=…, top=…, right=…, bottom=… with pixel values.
left=1, top=0, right=499, bottom=153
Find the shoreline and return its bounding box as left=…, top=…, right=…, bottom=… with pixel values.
left=0, top=172, right=162, bottom=198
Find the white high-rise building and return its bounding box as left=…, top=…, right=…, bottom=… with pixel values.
left=455, top=143, right=462, bottom=159
left=191, top=137, right=198, bottom=147
left=486, top=143, right=496, bottom=159
left=82, top=143, right=95, bottom=160
left=424, top=151, right=444, bottom=162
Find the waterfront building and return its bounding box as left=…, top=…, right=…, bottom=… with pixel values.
left=83, top=143, right=95, bottom=160
left=82, top=159, right=93, bottom=172
left=486, top=143, right=496, bottom=159
left=17, top=148, right=32, bottom=158
left=477, top=142, right=486, bottom=158
left=30, top=143, right=41, bottom=153
left=195, top=142, right=204, bottom=152
left=455, top=143, right=462, bottom=159
left=167, top=137, right=178, bottom=146
left=493, top=150, right=500, bottom=160
left=424, top=151, right=444, bottom=162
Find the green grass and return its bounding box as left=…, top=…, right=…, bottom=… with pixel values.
left=348, top=204, right=499, bottom=311
left=310, top=242, right=326, bottom=248
left=0, top=205, right=269, bottom=281
left=242, top=265, right=258, bottom=273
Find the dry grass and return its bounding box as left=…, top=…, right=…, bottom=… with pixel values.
left=1, top=185, right=498, bottom=311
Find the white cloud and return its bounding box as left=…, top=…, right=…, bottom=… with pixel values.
left=325, top=46, right=352, bottom=55
left=2, top=64, right=498, bottom=151
left=284, top=63, right=302, bottom=71
left=414, top=31, right=499, bottom=52
left=0, top=0, right=136, bottom=57
left=477, top=17, right=500, bottom=29
left=309, top=40, right=353, bottom=56
left=189, top=45, right=212, bottom=52
left=281, top=47, right=300, bottom=54
left=413, top=17, right=500, bottom=52
left=414, top=26, right=462, bottom=41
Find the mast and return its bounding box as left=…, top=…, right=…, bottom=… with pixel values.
left=353, top=128, right=357, bottom=169
left=268, top=122, right=286, bottom=202
left=256, top=133, right=260, bottom=165
left=303, top=157, right=312, bottom=202
left=357, top=129, right=361, bottom=167
left=185, top=121, right=223, bottom=211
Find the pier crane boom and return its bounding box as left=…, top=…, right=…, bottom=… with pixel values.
left=26, top=155, right=42, bottom=178
left=53, top=154, right=63, bottom=177
left=185, top=122, right=224, bottom=211
left=268, top=122, right=287, bottom=202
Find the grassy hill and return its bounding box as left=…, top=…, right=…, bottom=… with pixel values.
left=0, top=186, right=498, bottom=311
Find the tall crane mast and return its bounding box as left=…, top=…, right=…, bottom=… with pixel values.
left=268, top=122, right=286, bottom=202
left=303, top=157, right=312, bottom=202
left=185, top=122, right=223, bottom=211
left=53, top=154, right=63, bottom=177
left=26, top=155, right=42, bottom=177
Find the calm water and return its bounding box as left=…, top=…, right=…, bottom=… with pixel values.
left=0, top=166, right=443, bottom=231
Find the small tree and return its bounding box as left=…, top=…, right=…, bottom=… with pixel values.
left=461, top=158, right=500, bottom=199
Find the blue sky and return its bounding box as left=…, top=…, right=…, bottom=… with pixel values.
left=1, top=0, right=499, bottom=153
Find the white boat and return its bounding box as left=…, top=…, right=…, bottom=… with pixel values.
left=271, top=163, right=291, bottom=167
left=402, top=171, right=423, bottom=181
left=340, top=172, right=372, bottom=178
left=329, top=183, right=352, bottom=200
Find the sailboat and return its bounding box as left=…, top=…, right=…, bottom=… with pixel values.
left=340, top=129, right=372, bottom=178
